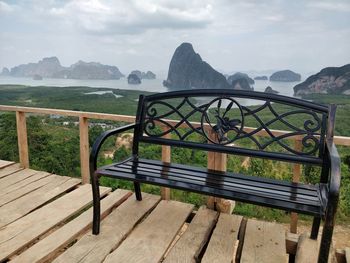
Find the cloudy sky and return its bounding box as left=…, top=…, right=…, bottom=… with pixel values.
left=0, top=0, right=349, bottom=76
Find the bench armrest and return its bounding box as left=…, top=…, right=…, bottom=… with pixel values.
left=326, top=140, right=341, bottom=202
left=89, top=123, right=138, bottom=174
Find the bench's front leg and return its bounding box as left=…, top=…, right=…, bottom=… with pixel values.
left=92, top=172, right=101, bottom=235
left=134, top=182, right=142, bottom=201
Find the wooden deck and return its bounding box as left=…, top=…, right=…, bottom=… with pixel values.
left=0, top=160, right=345, bottom=263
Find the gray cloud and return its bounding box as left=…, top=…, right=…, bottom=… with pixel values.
left=0, top=0, right=349, bottom=75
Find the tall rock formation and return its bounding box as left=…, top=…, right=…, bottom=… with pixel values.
left=269, top=70, right=301, bottom=82
left=294, top=64, right=350, bottom=95
left=163, top=43, right=230, bottom=90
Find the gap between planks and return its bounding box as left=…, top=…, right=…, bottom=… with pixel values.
left=0, top=184, right=111, bottom=261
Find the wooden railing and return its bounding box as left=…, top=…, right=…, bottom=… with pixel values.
left=1, top=105, right=350, bottom=233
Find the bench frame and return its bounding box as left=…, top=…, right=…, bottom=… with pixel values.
left=90, top=90, right=340, bottom=263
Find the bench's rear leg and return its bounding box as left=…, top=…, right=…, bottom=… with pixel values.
left=92, top=173, right=101, bottom=235
left=310, top=216, right=321, bottom=239
left=134, top=182, right=142, bottom=201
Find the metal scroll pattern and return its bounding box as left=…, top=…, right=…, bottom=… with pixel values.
left=143, top=96, right=325, bottom=156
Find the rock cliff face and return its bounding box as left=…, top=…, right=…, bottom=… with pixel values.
left=269, top=70, right=301, bottom=82
left=163, top=43, right=230, bottom=90
left=227, top=72, right=255, bottom=85
left=128, top=73, right=141, bottom=84
left=10, top=57, right=63, bottom=77
left=293, top=64, right=350, bottom=95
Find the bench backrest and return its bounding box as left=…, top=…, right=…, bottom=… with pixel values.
left=134, top=89, right=332, bottom=166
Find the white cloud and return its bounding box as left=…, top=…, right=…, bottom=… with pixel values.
left=0, top=1, right=15, bottom=13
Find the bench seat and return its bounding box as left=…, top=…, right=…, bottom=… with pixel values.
left=96, top=158, right=327, bottom=217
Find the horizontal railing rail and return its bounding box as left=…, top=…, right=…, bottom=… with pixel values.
left=1, top=104, right=350, bottom=233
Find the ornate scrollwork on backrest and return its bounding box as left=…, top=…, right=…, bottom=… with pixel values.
left=141, top=91, right=328, bottom=158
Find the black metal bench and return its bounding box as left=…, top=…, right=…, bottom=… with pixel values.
left=90, top=89, right=340, bottom=263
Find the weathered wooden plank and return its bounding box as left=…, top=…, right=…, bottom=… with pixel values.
left=0, top=163, right=23, bottom=179
left=11, top=189, right=131, bottom=263
left=0, top=176, right=81, bottom=227
left=0, top=184, right=110, bottom=262
left=346, top=247, right=350, bottom=263
left=202, top=213, right=242, bottom=263
left=241, top=219, right=288, bottom=263
left=0, top=172, right=53, bottom=206
left=104, top=200, right=194, bottom=263
left=0, top=168, right=38, bottom=190
left=53, top=193, right=161, bottom=263
left=16, top=111, right=29, bottom=168
left=0, top=171, right=51, bottom=199
left=163, top=206, right=218, bottom=263
left=0, top=160, right=14, bottom=169
left=295, top=233, right=318, bottom=263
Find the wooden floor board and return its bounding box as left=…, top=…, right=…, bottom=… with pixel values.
left=104, top=200, right=194, bottom=263
left=11, top=189, right=131, bottom=263
left=0, top=185, right=111, bottom=261
left=0, top=176, right=81, bottom=227
left=240, top=219, right=288, bottom=263
left=53, top=193, right=161, bottom=263
left=0, top=169, right=38, bottom=190
left=163, top=206, right=218, bottom=263
left=202, top=213, right=242, bottom=263
left=0, top=163, right=22, bottom=179
left=0, top=160, right=14, bottom=169
left=0, top=171, right=51, bottom=202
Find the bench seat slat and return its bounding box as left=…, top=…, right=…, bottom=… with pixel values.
left=97, top=158, right=325, bottom=217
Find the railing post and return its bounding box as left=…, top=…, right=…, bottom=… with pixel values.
left=290, top=139, right=302, bottom=233
left=79, top=116, right=90, bottom=184
left=206, top=129, right=234, bottom=213
left=161, top=126, right=171, bottom=200
left=16, top=111, right=29, bottom=168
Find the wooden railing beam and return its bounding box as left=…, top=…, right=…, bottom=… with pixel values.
left=79, top=116, right=90, bottom=184
left=15, top=111, right=29, bottom=168
left=290, top=139, right=302, bottom=233
left=161, top=127, right=171, bottom=200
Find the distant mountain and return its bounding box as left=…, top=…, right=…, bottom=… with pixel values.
left=264, top=86, right=279, bottom=94
left=10, top=57, right=63, bottom=78
left=53, top=61, right=124, bottom=80
left=269, top=70, right=301, bottom=82
left=227, top=72, right=255, bottom=85
left=6, top=57, right=124, bottom=80
left=1, top=67, right=10, bottom=76
left=294, top=64, right=350, bottom=95
left=254, top=76, right=268, bottom=80
left=163, top=43, right=230, bottom=90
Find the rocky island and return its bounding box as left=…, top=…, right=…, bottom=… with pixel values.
left=269, top=70, right=301, bottom=82
left=163, top=43, right=230, bottom=90
left=264, top=86, right=279, bottom=94
left=3, top=57, right=124, bottom=80
left=130, top=70, right=156, bottom=79
left=293, top=64, right=350, bottom=95
left=227, top=72, right=255, bottom=85
left=231, top=78, right=253, bottom=90
left=128, top=73, right=141, bottom=84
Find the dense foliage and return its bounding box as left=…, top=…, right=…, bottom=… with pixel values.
left=0, top=85, right=350, bottom=223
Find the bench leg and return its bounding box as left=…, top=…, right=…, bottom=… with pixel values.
left=134, top=182, right=142, bottom=201
left=92, top=174, right=101, bottom=235
left=318, top=207, right=337, bottom=263
left=310, top=216, right=321, bottom=239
